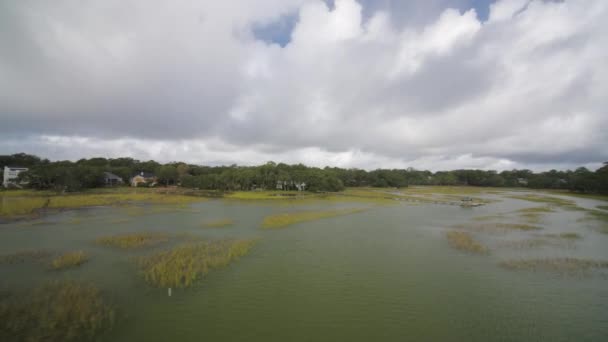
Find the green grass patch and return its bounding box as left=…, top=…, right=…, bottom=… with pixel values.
left=137, top=239, right=256, bottom=288
left=0, top=281, right=115, bottom=342
left=446, top=231, right=488, bottom=254
left=262, top=208, right=366, bottom=229
left=51, top=251, right=89, bottom=270
left=202, top=219, right=235, bottom=228
left=499, top=258, right=608, bottom=275
left=597, top=205, right=608, bottom=210
left=96, top=233, right=169, bottom=249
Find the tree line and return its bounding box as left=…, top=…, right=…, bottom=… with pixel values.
left=1, top=153, right=607, bottom=194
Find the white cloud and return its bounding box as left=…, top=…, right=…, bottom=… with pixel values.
left=0, top=0, right=606, bottom=171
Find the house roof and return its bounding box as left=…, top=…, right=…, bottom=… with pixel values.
left=132, top=171, right=155, bottom=179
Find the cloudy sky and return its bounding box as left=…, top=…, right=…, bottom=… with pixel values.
left=1, top=0, right=606, bottom=171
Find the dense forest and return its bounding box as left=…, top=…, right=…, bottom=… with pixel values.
left=1, top=153, right=607, bottom=194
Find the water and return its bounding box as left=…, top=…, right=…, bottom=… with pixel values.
left=1, top=190, right=608, bottom=341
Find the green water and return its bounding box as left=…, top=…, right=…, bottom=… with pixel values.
left=1, top=191, right=608, bottom=341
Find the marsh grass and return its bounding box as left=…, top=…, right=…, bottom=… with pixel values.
left=137, top=239, right=256, bottom=288
left=472, top=214, right=506, bottom=222
left=404, top=186, right=503, bottom=195
left=0, top=191, right=205, bottom=219
left=202, top=219, right=235, bottom=228
left=507, top=194, right=575, bottom=207
left=51, top=251, right=89, bottom=270
left=498, top=238, right=561, bottom=249
left=597, top=205, right=608, bottom=211
left=0, top=281, right=115, bottom=342
left=225, top=191, right=313, bottom=201
left=96, top=233, right=169, bottom=249
left=0, top=197, right=49, bottom=218
left=446, top=231, right=488, bottom=254
left=577, top=209, right=608, bottom=234
left=454, top=222, right=542, bottom=233
left=499, top=258, right=608, bottom=275
left=546, top=232, right=582, bottom=240
left=498, top=234, right=578, bottom=249
left=0, top=249, right=54, bottom=265
left=262, top=208, right=366, bottom=229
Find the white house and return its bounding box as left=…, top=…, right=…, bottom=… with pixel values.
left=3, top=166, right=28, bottom=188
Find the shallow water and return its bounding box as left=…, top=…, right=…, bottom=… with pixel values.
left=1, top=190, right=608, bottom=341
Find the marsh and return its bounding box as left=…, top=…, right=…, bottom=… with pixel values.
left=0, top=187, right=607, bottom=341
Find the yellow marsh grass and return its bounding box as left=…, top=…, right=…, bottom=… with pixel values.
left=51, top=251, right=89, bottom=270
left=446, top=231, right=488, bottom=254
left=202, top=219, right=235, bottom=228
left=96, top=233, right=169, bottom=249
left=0, top=192, right=205, bottom=218
left=0, top=197, right=48, bottom=217
left=137, top=239, right=256, bottom=288
left=225, top=189, right=396, bottom=205
left=545, top=232, right=582, bottom=240
left=262, top=208, right=366, bottom=229
left=499, top=258, right=608, bottom=275
left=472, top=214, right=505, bottom=222
left=454, top=222, right=542, bottom=233
left=225, top=191, right=313, bottom=200
left=507, top=194, right=575, bottom=207
left=0, top=281, right=115, bottom=342
left=0, top=249, right=53, bottom=265
left=403, top=186, right=506, bottom=195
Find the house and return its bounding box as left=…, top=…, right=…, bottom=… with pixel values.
left=103, top=172, right=124, bottom=186
left=130, top=172, right=156, bottom=187
left=517, top=178, right=529, bottom=186
left=276, top=180, right=307, bottom=191
left=2, top=166, right=28, bottom=188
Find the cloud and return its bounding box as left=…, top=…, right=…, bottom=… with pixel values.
left=0, top=0, right=606, bottom=171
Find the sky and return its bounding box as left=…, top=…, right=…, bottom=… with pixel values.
left=0, top=0, right=606, bottom=171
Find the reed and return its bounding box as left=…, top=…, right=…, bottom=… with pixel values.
left=202, top=219, right=235, bottom=228
left=0, top=191, right=206, bottom=219
left=550, top=232, right=581, bottom=240
left=0, top=281, right=115, bottom=342
left=455, top=222, right=542, bottom=233
left=507, top=194, right=575, bottom=207
left=96, top=232, right=169, bottom=249
left=0, top=197, right=49, bottom=217
left=51, top=251, right=89, bottom=270
left=445, top=231, right=488, bottom=254
left=499, top=258, right=608, bottom=274
left=137, top=239, right=256, bottom=288
left=262, top=208, right=366, bottom=229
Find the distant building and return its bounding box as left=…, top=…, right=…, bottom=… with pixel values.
left=276, top=180, right=307, bottom=191
left=103, top=172, right=124, bottom=186
left=2, top=166, right=28, bottom=188
left=130, top=172, right=156, bottom=187
left=517, top=178, right=529, bottom=186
